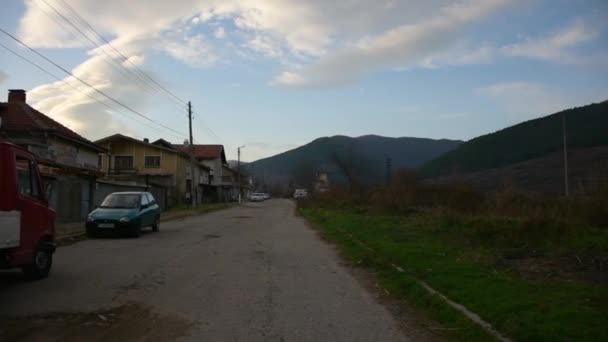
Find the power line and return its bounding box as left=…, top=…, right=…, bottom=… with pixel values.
left=192, top=111, right=224, bottom=143
left=0, top=27, right=187, bottom=138
left=35, top=0, right=171, bottom=104
left=54, top=0, right=189, bottom=107
left=0, top=41, right=185, bottom=140
left=43, top=0, right=223, bottom=145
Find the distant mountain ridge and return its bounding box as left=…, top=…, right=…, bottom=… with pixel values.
left=247, top=135, right=462, bottom=185
left=420, top=100, right=608, bottom=178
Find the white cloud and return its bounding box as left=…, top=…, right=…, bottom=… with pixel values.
left=502, top=20, right=601, bottom=65
left=0, top=70, right=8, bottom=84
left=163, top=33, right=217, bottom=68
left=245, top=35, right=283, bottom=58
left=14, top=0, right=604, bottom=142
left=273, top=0, right=515, bottom=87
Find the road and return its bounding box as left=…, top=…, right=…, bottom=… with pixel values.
left=0, top=199, right=408, bottom=341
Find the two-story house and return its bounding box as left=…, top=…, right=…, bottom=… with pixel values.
left=95, top=134, right=211, bottom=208
left=0, top=89, right=105, bottom=222
left=172, top=144, right=234, bottom=201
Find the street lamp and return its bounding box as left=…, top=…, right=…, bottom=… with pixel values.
left=238, top=146, right=245, bottom=204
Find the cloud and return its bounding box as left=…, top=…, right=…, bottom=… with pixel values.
left=163, top=33, right=217, bottom=68
left=475, top=81, right=608, bottom=118
left=0, top=70, right=8, bottom=84
left=502, top=19, right=602, bottom=65
left=245, top=35, right=283, bottom=58
left=15, top=0, right=603, bottom=143
left=273, top=0, right=514, bottom=87
left=214, top=26, right=226, bottom=39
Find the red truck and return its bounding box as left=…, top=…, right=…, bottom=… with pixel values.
left=0, top=141, right=56, bottom=279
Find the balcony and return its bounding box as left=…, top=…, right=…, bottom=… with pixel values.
left=109, top=168, right=138, bottom=175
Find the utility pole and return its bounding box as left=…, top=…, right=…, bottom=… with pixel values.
left=188, top=101, right=196, bottom=209
left=237, top=146, right=245, bottom=204
left=562, top=111, right=569, bottom=197
left=386, top=157, right=392, bottom=186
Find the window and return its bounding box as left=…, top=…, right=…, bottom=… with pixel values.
left=145, top=155, right=161, bottom=168
left=146, top=193, right=156, bottom=204
left=140, top=194, right=149, bottom=206
left=114, top=156, right=133, bottom=170
left=100, top=194, right=140, bottom=208
left=98, top=154, right=102, bottom=168
left=16, top=156, right=41, bottom=199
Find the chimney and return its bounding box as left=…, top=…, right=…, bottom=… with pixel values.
left=8, top=89, right=26, bottom=104
left=143, top=138, right=149, bottom=143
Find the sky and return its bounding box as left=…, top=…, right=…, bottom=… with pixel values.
left=0, top=0, right=607, bottom=162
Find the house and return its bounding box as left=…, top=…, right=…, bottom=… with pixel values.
left=95, top=134, right=211, bottom=208
left=0, top=89, right=105, bottom=222
left=172, top=144, right=237, bottom=201
left=221, top=166, right=239, bottom=201
left=314, top=172, right=331, bottom=193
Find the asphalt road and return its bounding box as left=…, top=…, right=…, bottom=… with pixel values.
left=0, top=199, right=408, bottom=341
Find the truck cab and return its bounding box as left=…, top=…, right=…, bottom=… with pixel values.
left=0, top=141, right=56, bottom=279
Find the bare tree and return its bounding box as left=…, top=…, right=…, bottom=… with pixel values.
left=291, top=160, right=317, bottom=191
left=330, top=143, right=369, bottom=192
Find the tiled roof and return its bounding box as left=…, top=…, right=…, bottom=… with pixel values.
left=173, top=144, right=226, bottom=161
left=0, top=102, right=103, bottom=151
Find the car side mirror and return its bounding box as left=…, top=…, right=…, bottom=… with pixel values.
left=141, top=204, right=148, bottom=210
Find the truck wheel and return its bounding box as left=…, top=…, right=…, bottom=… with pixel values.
left=22, top=246, right=53, bottom=280
left=152, top=216, right=160, bottom=232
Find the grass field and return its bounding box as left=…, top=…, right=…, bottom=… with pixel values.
left=302, top=206, right=608, bottom=341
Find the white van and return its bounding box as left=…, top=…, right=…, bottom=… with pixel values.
left=293, top=189, right=308, bottom=199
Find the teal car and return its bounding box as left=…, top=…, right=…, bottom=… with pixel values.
left=86, top=192, right=161, bottom=238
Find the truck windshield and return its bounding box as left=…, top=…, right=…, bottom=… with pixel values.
left=100, top=194, right=140, bottom=209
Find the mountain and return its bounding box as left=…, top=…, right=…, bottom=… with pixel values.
left=420, top=100, right=608, bottom=178
left=247, top=135, right=462, bottom=186
left=227, top=160, right=248, bottom=169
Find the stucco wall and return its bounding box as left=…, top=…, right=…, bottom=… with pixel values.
left=48, top=137, right=98, bottom=169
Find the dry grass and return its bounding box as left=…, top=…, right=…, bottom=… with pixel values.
left=303, top=170, right=608, bottom=229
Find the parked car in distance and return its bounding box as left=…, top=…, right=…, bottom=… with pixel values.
left=249, top=193, right=266, bottom=202
left=86, top=192, right=160, bottom=238
left=293, top=189, right=308, bottom=199
left=262, top=193, right=271, bottom=200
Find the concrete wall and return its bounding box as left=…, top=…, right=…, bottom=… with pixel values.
left=45, top=175, right=95, bottom=223
left=48, top=137, right=98, bottom=169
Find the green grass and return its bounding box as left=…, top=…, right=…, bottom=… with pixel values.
left=302, top=207, right=608, bottom=341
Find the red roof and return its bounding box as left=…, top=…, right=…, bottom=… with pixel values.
left=173, top=144, right=226, bottom=162
left=0, top=101, right=102, bottom=151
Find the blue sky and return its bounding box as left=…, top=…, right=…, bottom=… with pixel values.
left=1, top=0, right=607, bottom=161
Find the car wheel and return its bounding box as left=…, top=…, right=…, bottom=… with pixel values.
left=152, top=216, right=160, bottom=232
left=86, top=226, right=97, bottom=238
left=130, top=222, right=142, bottom=238
left=22, top=245, right=53, bottom=280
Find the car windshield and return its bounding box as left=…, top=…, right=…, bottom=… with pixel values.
left=100, top=194, right=140, bottom=209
